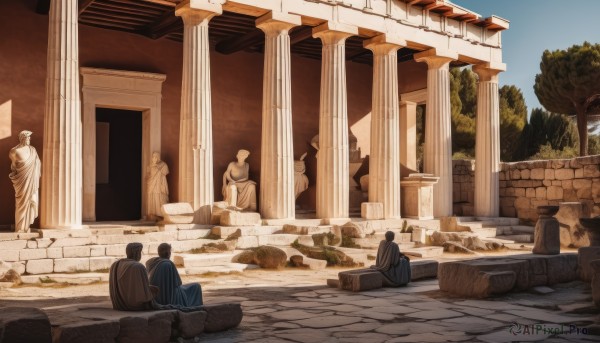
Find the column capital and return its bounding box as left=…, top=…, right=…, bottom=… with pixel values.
left=256, top=12, right=301, bottom=35
left=312, top=22, right=358, bottom=45
left=364, top=34, right=406, bottom=55
left=176, top=0, right=222, bottom=25
left=473, top=62, right=506, bottom=82
left=414, top=48, right=457, bottom=70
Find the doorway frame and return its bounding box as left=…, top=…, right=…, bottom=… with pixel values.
left=81, top=67, right=166, bottom=221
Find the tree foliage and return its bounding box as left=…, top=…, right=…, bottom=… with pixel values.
left=450, top=68, right=476, bottom=157
left=534, top=42, right=600, bottom=155
left=499, top=85, right=527, bottom=161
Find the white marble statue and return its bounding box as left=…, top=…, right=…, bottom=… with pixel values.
left=146, top=152, right=169, bottom=220
left=222, top=149, right=257, bottom=211
left=9, top=130, right=41, bottom=232
left=294, top=152, right=309, bottom=200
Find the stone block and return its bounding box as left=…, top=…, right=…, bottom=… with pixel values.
left=577, top=188, right=593, bottom=199
left=530, top=168, right=545, bottom=180
left=282, top=225, right=331, bottom=235
left=573, top=178, right=592, bottom=190
left=49, top=238, right=92, bottom=248
left=476, top=271, right=517, bottom=297
left=63, top=246, right=91, bottom=258
left=0, top=240, right=27, bottom=250
left=526, top=188, right=536, bottom=198
left=161, top=202, right=194, bottom=224
left=54, top=258, right=90, bottom=273
left=47, top=247, right=63, bottom=259
left=578, top=247, right=600, bottom=282
left=117, top=310, right=177, bottom=343
left=535, top=187, right=547, bottom=199
left=514, top=188, right=526, bottom=197
left=544, top=169, right=555, bottom=180
left=289, top=255, right=327, bottom=270
left=411, top=227, right=427, bottom=244
left=176, top=310, right=207, bottom=339
left=338, top=269, right=383, bottom=292
left=105, top=244, right=127, bottom=256
left=575, top=168, right=584, bottom=178
left=19, top=249, right=47, bottom=261
left=546, top=186, right=563, bottom=200
left=53, top=320, right=119, bottom=343
left=36, top=238, right=52, bottom=248
left=26, top=259, right=54, bottom=275
left=511, top=169, right=521, bottom=179
left=177, top=229, right=211, bottom=240
left=546, top=254, right=578, bottom=285
left=220, top=211, right=261, bottom=226
left=361, top=202, right=383, bottom=220
left=90, top=257, right=117, bottom=272
left=327, top=278, right=340, bottom=288
left=555, top=169, right=574, bottom=180
left=532, top=217, right=560, bottom=255
left=0, top=307, right=51, bottom=343
left=514, top=197, right=530, bottom=210
left=584, top=165, right=600, bottom=177
left=203, top=304, right=243, bottom=333
left=0, top=250, right=21, bottom=262
left=520, top=169, right=530, bottom=179
left=257, top=234, right=299, bottom=246
left=403, top=247, right=443, bottom=258
left=235, top=236, right=259, bottom=249
left=410, top=260, right=438, bottom=281
left=90, top=246, right=106, bottom=257
left=26, top=240, right=37, bottom=249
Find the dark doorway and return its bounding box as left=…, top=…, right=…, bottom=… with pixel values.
left=95, top=108, right=142, bottom=221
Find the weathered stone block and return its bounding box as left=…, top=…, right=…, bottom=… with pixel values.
left=0, top=249, right=21, bottom=262
left=235, top=236, right=259, bottom=249
left=327, top=278, right=340, bottom=288
left=90, top=257, right=117, bottom=272
left=535, top=187, right=546, bottom=199
left=105, top=244, right=127, bottom=256
left=0, top=240, right=27, bottom=250
left=410, top=260, right=438, bottom=281
left=531, top=168, right=545, bottom=180
left=161, top=202, right=194, bottom=224
left=47, top=247, right=63, bottom=259
left=19, top=249, right=47, bottom=261
left=176, top=310, right=207, bottom=339
left=0, top=307, right=51, bottom=343
left=546, top=254, right=578, bottom=285
left=575, top=168, right=584, bottom=178
left=511, top=169, right=521, bottom=179
left=36, top=238, right=53, bottom=248
left=514, top=188, right=526, bottom=197
left=26, top=240, right=37, bottom=249
left=117, top=310, right=177, bottom=343
left=526, top=188, right=536, bottom=198
left=54, top=258, right=90, bottom=273
left=520, top=169, right=530, bottom=179
left=532, top=216, right=560, bottom=255
left=49, top=238, right=92, bottom=248
left=338, top=269, right=383, bottom=292
left=544, top=169, right=555, bottom=180
left=26, top=259, right=54, bottom=275
left=203, top=304, right=243, bottom=333
left=52, top=320, right=119, bottom=343
left=361, top=202, right=383, bottom=220
left=546, top=186, right=563, bottom=200
left=555, top=169, right=574, bottom=180
left=90, top=246, right=106, bottom=257
left=584, top=165, right=600, bottom=178
left=220, top=211, right=261, bottom=226
left=63, top=246, right=91, bottom=258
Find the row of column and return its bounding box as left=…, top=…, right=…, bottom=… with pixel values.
left=41, top=0, right=503, bottom=229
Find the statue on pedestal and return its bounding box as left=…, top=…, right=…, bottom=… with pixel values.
left=9, top=130, right=41, bottom=233
left=222, top=149, right=257, bottom=211
left=146, top=152, right=169, bottom=220
left=294, top=152, right=309, bottom=200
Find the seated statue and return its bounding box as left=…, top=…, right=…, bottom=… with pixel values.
left=109, top=243, right=159, bottom=311
left=370, top=231, right=411, bottom=287
left=146, top=243, right=202, bottom=307
left=222, top=149, right=257, bottom=211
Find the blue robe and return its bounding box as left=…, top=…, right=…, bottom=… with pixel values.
left=370, top=240, right=411, bottom=287
left=146, top=257, right=203, bottom=307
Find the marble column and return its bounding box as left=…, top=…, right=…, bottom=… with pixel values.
left=365, top=35, right=405, bottom=219
left=256, top=13, right=300, bottom=220
left=41, top=0, right=82, bottom=229
left=415, top=49, right=457, bottom=217
left=313, top=23, right=358, bottom=220
left=400, top=100, right=417, bottom=176
left=176, top=1, right=222, bottom=224
left=473, top=62, right=505, bottom=217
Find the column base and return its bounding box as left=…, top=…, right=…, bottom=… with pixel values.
left=322, top=218, right=351, bottom=225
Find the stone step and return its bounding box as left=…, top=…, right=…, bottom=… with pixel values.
left=481, top=237, right=516, bottom=245
left=457, top=217, right=520, bottom=226
left=282, top=224, right=333, bottom=235
left=176, top=229, right=212, bottom=240
left=184, top=263, right=260, bottom=275
left=504, top=243, right=533, bottom=251
left=353, top=237, right=415, bottom=250
left=257, top=234, right=302, bottom=246
left=21, top=273, right=109, bottom=285
left=469, top=227, right=497, bottom=238
left=173, top=252, right=238, bottom=267
left=403, top=246, right=444, bottom=258
left=334, top=247, right=376, bottom=266
left=211, top=226, right=281, bottom=238
left=496, top=234, right=533, bottom=243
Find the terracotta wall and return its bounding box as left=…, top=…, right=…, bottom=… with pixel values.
left=453, top=157, right=600, bottom=223
left=0, top=0, right=426, bottom=226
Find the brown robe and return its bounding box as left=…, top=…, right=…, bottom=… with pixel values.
left=109, top=259, right=156, bottom=311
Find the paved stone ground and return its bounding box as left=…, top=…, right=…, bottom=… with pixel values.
left=0, top=254, right=599, bottom=342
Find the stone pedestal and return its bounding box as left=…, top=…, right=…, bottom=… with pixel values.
left=578, top=246, right=600, bottom=282
left=257, top=12, right=300, bottom=220
left=41, top=0, right=83, bottom=229
left=313, top=23, right=357, bottom=219
left=365, top=35, right=404, bottom=219
left=473, top=63, right=504, bottom=217
left=557, top=202, right=591, bottom=247
left=400, top=174, right=439, bottom=220
left=176, top=2, right=222, bottom=224
left=415, top=49, right=457, bottom=217
left=532, top=206, right=560, bottom=255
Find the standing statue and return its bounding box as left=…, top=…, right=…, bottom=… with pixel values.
left=222, top=149, right=257, bottom=211
left=9, top=130, right=41, bottom=233
left=294, top=153, right=309, bottom=200
left=146, top=152, right=169, bottom=220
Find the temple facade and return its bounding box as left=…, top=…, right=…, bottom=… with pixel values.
left=0, top=0, right=508, bottom=229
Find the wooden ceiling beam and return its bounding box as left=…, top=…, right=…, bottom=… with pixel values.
left=215, top=29, right=264, bottom=54
left=290, top=26, right=313, bottom=45
left=79, top=0, right=96, bottom=15
left=142, top=9, right=181, bottom=40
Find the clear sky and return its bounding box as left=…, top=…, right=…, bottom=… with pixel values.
left=451, top=0, right=600, bottom=113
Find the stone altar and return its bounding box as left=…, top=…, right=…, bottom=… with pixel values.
left=400, top=173, right=439, bottom=220
left=532, top=206, right=560, bottom=255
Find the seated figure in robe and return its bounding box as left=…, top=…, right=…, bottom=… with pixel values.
left=222, top=149, right=257, bottom=211
left=370, top=231, right=411, bottom=287
left=109, top=243, right=159, bottom=311
left=146, top=243, right=203, bottom=307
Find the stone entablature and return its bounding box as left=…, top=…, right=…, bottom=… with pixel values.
left=453, top=156, right=600, bottom=223
left=219, top=0, right=506, bottom=64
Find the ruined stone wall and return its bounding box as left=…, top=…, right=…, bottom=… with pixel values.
left=452, top=156, right=600, bottom=223
left=452, top=160, right=475, bottom=215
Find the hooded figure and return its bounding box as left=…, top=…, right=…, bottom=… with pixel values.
left=109, top=243, right=157, bottom=311
left=370, top=231, right=411, bottom=287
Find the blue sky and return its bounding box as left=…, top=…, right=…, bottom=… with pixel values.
left=451, top=0, right=600, bottom=114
